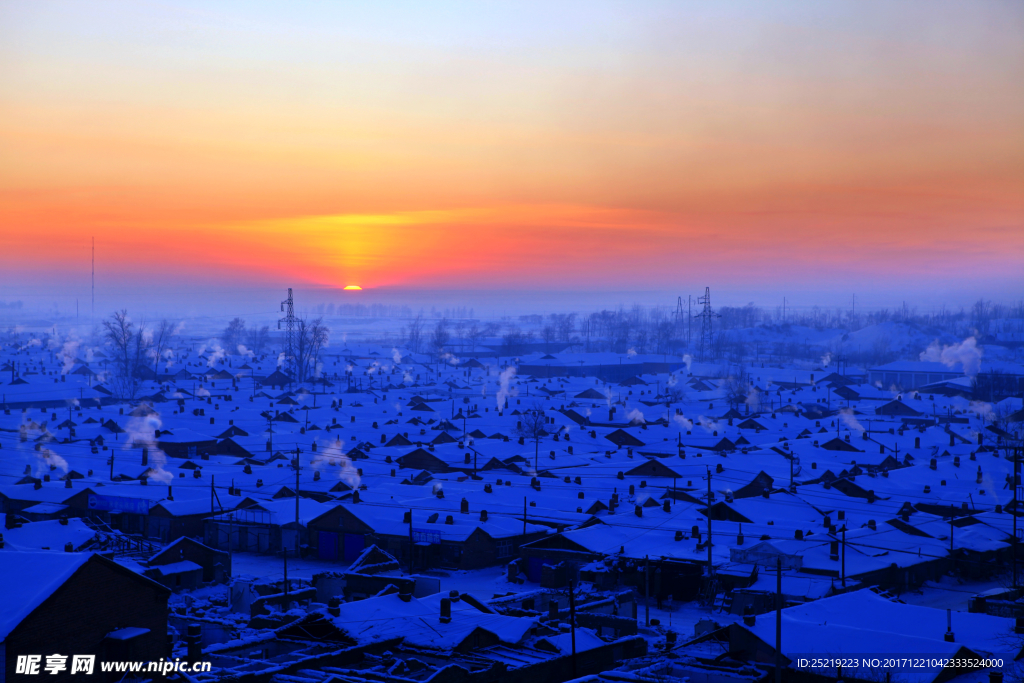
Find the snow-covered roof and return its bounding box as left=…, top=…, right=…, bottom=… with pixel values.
left=0, top=551, right=91, bottom=640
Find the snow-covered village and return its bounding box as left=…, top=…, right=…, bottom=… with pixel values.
left=3, top=2, right=1023, bottom=682
left=1, top=294, right=1023, bottom=683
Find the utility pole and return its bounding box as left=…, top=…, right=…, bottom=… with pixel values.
left=645, top=555, right=650, bottom=626
left=227, top=512, right=233, bottom=570
left=706, top=467, right=713, bottom=577
left=1014, top=448, right=1020, bottom=589
left=523, top=496, right=527, bottom=536
left=294, top=447, right=301, bottom=557
left=569, top=579, right=577, bottom=678
left=775, top=555, right=783, bottom=683
left=109, top=453, right=114, bottom=481
left=282, top=548, right=289, bottom=599
left=949, top=505, right=955, bottom=557
left=841, top=525, right=846, bottom=588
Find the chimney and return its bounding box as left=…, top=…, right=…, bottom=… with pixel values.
left=460, top=498, right=469, bottom=514
left=167, top=486, right=173, bottom=501
left=743, top=605, right=755, bottom=627
left=445, top=515, right=454, bottom=524
left=829, top=541, right=839, bottom=560
left=914, top=437, right=920, bottom=448
left=674, top=530, right=683, bottom=541
left=403, top=511, right=412, bottom=523
left=794, top=529, right=803, bottom=540
left=142, top=447, right=148, bottom=466
left=944, top=608, right=954, bottom=642
left=868, top=519, right=877, bottom=531
left=64, top=478, right=72, bottom=488
left=186, top=624, right=202, bottom=663
left=327, top=597, right=341, bottom=617
left=479, top=510, right=488, bottom=522
left=352, top=490, right=360, bottom=503
left=439, top=597, right=452, bottom=623
left=548, top=600, right=559, bottom=620
left=64, top=541, right=73, bottom=552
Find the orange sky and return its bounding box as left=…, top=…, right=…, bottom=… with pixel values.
left=1, top=1, right=1022, bottom=306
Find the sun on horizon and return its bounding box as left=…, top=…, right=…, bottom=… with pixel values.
left=343, top=285, right=362, bottom=290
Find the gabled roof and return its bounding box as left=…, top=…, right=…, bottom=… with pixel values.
left=0, top=552, right=168, bottom=641
left=604, top=429, right=645, bottom=447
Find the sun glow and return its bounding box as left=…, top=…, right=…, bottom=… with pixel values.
left=343, top=285, right=362, bottom=290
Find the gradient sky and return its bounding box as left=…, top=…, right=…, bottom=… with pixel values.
left=1, top=1, right=1022, bottom=312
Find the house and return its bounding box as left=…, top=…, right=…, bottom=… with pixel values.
left=604, top=429, right=645, bottom=448
left=156, top=428, right=218, bottom=459
left=308, top=503, right=550, bottom=571
left=710, top=589, right=1023, bottom=682
left=146, top=536, right=231, bottom=585
left=1, top=552, right=169, bottom=682
left=875, top=398, right=922, bottom=417
left=869, top=361, right=965, bottom=391
left=395, top=447, right=450, bottom=472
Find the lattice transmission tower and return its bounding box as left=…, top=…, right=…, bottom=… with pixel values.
left=279, top=288, right=298, bottom=377
left=693, top=287, right=719, bottom=362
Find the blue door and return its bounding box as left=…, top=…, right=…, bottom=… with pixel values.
left=318, top=531, right=339, bottom=560
left=343, top=533, right=365, bottom=562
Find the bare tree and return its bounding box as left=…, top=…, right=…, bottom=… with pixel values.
left=453, top=320, right=467, bottom=352
left=515, top=401, right=548, bottom=472
left=246, top=325, right=271, bottom=355
left=431, top=318, right=451, bottom=358
left=552, top=313, right=577, bottom=342
left=103, top=310, right=151, bottom=400
left=466, top=323, right=484, bottom=352
left=294, top=317, right=329, bottom=383
left=149, top=319, right=177, bottom=374
left=406, top=314, right=424, bottom=353
left=502, top=326, right=528, bottom=357
left=222, top=317, right=246, bottom=349
left=541, top=325, right=556, bottom=352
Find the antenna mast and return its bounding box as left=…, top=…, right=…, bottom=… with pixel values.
left=675, top=296, right=684, bottom=337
